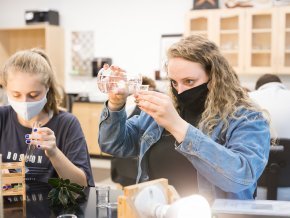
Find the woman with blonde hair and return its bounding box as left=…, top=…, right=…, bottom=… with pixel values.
left=0, top=48, right=94, bottom=186
left=98, top=35, right=270, bottom=202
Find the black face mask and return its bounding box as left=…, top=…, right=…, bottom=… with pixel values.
left=172, top=83, right=208, bottom=115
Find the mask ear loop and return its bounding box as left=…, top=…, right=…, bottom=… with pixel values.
left=45, top=88, right=54, bottom=119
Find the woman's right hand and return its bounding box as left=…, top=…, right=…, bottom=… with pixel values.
left=103, top=64, right=128, bottom=111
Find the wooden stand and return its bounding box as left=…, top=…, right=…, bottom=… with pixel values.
left=117, top=178, right=176, bottom=218
left=1, top=160, right=26, bottom=200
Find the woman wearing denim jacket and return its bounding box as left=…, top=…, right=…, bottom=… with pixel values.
left=98, top=35, right=270, bottom=203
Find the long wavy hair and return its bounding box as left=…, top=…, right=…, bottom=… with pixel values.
left=166, top=35, right=268, bottom=136
left=1, top=48, right=62, bottom=114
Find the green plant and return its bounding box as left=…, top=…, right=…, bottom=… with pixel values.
left=48, top=178, right=86, bottom=208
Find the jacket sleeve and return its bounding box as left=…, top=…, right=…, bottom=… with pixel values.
left=176, top=110, right=270, bottom=193
left=98, top=103, right=141, bottom=157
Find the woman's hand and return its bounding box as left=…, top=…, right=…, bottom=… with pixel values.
left=25, top=127, right=58, bottom=158
left=101, top=64, right=128, bottom=111
left=135, top=91, right=189, bottom=143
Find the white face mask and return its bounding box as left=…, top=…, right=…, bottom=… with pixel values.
left=8, top=93, right=48, bottom=121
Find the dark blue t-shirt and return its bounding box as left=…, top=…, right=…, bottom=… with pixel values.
left=0, top=106, right=94, bottom=187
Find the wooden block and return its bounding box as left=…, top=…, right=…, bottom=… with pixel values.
left=118, top=195, right=138, bottom=218
left=118, top=178, right=171, bottom=218
left=124, top=178, right=168, bottom=196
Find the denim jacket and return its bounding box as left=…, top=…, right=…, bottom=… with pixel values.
left=98, top=103, right=270, bottom=202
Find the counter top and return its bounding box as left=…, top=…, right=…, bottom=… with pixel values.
left=4, top=181, right=122, bottom=218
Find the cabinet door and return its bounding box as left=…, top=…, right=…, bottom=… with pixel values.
left=185, top=9, right=218, bottom=41
left=72, top=102, right=105, bottom=156
left=216, top=9, right=245, bottom=74
left=245, top=8, right=278, bottom=74
left=277, top=7, right=290, bottom=74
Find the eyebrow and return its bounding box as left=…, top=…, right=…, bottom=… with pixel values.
left=11, top=91, right=41, bottom=94
left=168, top=77, right=196, bottom=81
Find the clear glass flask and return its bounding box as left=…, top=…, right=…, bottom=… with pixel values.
left=25, top=121, right=41, bottom=162
left=97, top=68, right=142, bottom=94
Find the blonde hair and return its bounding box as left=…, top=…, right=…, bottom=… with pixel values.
left=1, top=48, right=62, bottom=114
left=166, top=35, right=267, bottom=136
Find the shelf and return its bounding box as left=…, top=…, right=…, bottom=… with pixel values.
left=190, top=18, right=207, bottom=31
left=1, top=162, right=23, bottom=169
left=252, top=32, right=271, bottom=51
left=188, top=31, right=207, bottom=36
left=0, top=24, right=55, bottom=31
left=251, top=50, right=271, bottom=54
left=223, top=53, right=238, bottom=67
left=220, top=30, right=239, bottom=34
left=220, top=32, right=238, bottom=51
left=221, top=50, right=238, bottom=54
left=252, top=14, right=272, bottom=29
left=3, top=187, right=24, bottom=196
left=3, top=175, right=23, bottom=184
left=252, top=29, right=272, bottom=33
left=221, top=16, right=239, bottom=30
left=251, top=53, right=271, bottom=67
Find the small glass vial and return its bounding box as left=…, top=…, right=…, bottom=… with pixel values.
left=25, top=121, right=41, bottom=162
left=97, top=68, right=142, bottom=94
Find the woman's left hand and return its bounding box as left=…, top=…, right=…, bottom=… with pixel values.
left=135, top=91, right=189, bottom=142
left=25, top=127, right=58, bottom=158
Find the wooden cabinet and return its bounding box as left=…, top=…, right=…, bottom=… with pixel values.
left=217, top=10, right=245, bottom=74
left=185, top=9, right=217, bottom=40
left=245, top=8, right=277, bottom=74
left=277, top=7, right=290, bottom=73
left=0, top=25, right=64, bottom=85
left=185, top=7, right=290, bottom=75
left=185, top=9, right=245, bottom=74
left=72, top=102, right=106, bottom=156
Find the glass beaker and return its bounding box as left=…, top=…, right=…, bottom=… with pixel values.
left=25, top=121, right=41, bottom=162
left=97, top=68, right=142, bottom=94
left=96, top=185, right=110, bottom=208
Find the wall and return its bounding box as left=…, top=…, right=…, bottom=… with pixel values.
left=0, top=0, right=290, bottom=93
left=0, top=0, right=192, bottom=94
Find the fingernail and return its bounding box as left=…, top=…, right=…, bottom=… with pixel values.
left=25, top=134, right=30, bottom=139
left=25, top=140, right=31, bottom=144
left=33, top=128, right=37, bottom=132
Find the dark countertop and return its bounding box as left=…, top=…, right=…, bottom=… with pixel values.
left=3, top=182, right=122, bottom=218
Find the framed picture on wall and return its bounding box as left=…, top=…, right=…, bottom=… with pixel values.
left=193, top=0, right=219, bottom=9
left=159, top=34, right=183, bottom=80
